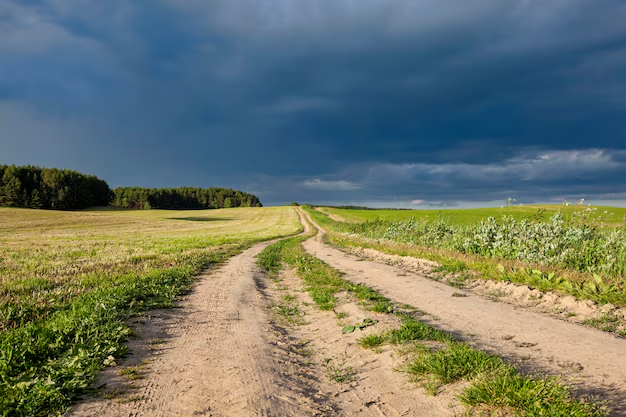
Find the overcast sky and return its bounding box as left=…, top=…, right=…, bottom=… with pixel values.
left=2, top=1, right=626, bottom=207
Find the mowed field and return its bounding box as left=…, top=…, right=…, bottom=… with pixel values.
left=0, top=207, right=301, bottom=415
left=321, top=205, right=626, bottom=227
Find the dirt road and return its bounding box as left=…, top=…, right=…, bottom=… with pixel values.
left=300, top=208, right=626, bottom=415
left=71, top=239, right=334, bottom=417
left=71, top=221, right=458, bottom=416
left=71, top=208, right=626, bottom=416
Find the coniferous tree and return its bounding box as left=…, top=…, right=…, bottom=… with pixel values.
left=111, top=187, right=262, bottom=209
left=0, top=164, right=112, bottom=209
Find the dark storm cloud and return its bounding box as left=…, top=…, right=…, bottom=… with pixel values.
left=1, top=0, right=626, bottom=205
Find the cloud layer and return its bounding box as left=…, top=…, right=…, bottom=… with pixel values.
left=2, top=0, right=626, bottom=205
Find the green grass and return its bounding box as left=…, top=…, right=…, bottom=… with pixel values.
left=257, top=217, right=349, bottom=311
left=460, top=370, right=602, bottom=416
left=356, top=315, right=452, bottom=348
left=0, top=206, right=302, bottom=416
left=273, top=296, right=306, bottom=326
left=358, top=333, right=387, bottom=349
left=407, top=342, right=505, bottom=385
left=322, top=205, right=626, bottom=228
left=408, top=343, right=602, bottom=415
left=347, top=283, right=395, bottom=313
left=274, top=304, right=301, bottom=318
left=387, top=315, right=453, bottom=344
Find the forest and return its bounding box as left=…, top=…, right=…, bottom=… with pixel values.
left=0, top=165, right=262, bottom=210
left=112, top=187, right=262, bottom=209
left=0, top=165, right=112, bottom=209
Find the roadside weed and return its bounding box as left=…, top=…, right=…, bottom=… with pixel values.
left=322, top=353, right=357, bottom=384
left=119, top=366, right=143, bottom=381
left=583, top=314, right=626, bottom=335
left=341, top=318, right=378, bottom=334
left=272, top=299, right=306, bottom=326
left=333, top=310, right=347, bottom=320
left=407, top=342, right=505, bottom=385
left=358, top=333, right=387, bottom=349
left=387, top=316, right=452, bottom=344
left=461, top=370, right=606, bottom=416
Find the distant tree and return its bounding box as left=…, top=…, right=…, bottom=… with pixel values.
left=30, top=189, right=43, bottom=209
left=0, top=164, right=112, bottom=210
left=111, top=187, right=262, bottom=210
left=1, top=171, right=22, bottom=206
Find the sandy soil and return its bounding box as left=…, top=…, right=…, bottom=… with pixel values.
left=300, top=209, right=626, bottom=415
left=341, top=244, right=626, bottom=331
left=71, top=240, right=334, bottom=417
left=269, top=270, right=464, bottom=417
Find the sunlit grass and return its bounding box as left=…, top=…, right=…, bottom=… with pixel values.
left=323, top=205, right=626, bottom=228
left=0, top=207, right=300, bottom=291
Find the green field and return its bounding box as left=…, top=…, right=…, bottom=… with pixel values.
left=322, top=205, right=626, bottom=228
left=0, top=207, right=301, bottom=415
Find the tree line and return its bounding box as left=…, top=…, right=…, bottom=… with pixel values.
left=0, top=165, right=262, bottom=210
left=112, top=187, right=262, bottom=209
left=0, top=165, right=112, bottom=209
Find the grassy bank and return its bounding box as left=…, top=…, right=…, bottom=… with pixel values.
left=0, top=207, right=301, bottom=416
left=257, top=231, right=605, bottom=416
